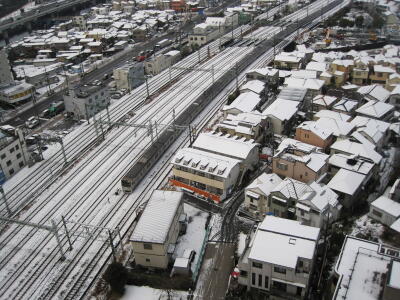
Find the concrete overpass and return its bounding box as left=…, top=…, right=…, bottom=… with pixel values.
left=0, top=0, right=98, bottom=43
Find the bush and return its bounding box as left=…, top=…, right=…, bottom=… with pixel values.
left=103, top=262, right=128, bottom=296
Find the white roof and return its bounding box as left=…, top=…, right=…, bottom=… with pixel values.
left=172, top=147, right=240, bottom=179
left=331, top=139, right=382, bottom=164
left=328, top=154, right=374, bottom=175
left=223, top=91, right=261, bottom=114
left=192, top=132, right=258, bottom=161
left=274, top=54, right=301, bottom=63
left=371, top=195, right=400, bottom=218
left=374, top=65, right=396, bottom=73
left=314, top=110, right=351, bottom=122
left=356, top=100, right=394, bottom=119
left=357, top=84, right=391, bottom=102
left=248, top=216, right=319, bottom=268
left=315, top=117, right=354, bottom=137
left=297, top=121, right=333, bottom=140
left=262, top=98, right=299, bottom=121
left=290, top=70, right=317, bottom=79
left=389, top=261, right=400, bottom=289
left=272, top=177, right=315, bottom=200
left=247, top=67, right=278, bottom=77
left=130, top=190, right=183, bottom=244
left=390, top=219, right=400, bottom=233
left=308, top=182, right=339, bottom=211
left=327, top=169, right=366, bottom=196
left=246, top=173, right=283, bottom=197
left=284, top=78, right=325, bottom=90
left=240, top=80, right=265, bottom=94
left=313, top=94, right=337, bottom=107
left=333, top=98, right=358, bottom=113
left=333, top=236, right=390, bottom=300
left=173, top=257, right=189, bottom=268
left=351, top=116, right=390, bottom=134
left=306, top=61, right=327, bottom=72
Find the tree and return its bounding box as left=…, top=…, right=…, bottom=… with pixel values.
left=103, top=262, right=128, bottom=295
left=355, top=16, right=364, bottom=28
left=180, top=45, right=191, bottom=58
left=372, top=15, right=384, bottom=28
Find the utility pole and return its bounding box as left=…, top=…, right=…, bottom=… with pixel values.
left=0, top=185, right=11, bottom=217
left=62, top=216, right=73, bottom=251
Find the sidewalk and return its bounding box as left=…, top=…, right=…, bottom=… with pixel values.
left=195, top=242, right=235, bottom=300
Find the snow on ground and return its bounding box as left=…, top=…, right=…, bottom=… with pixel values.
left=237, top=232, right=247, bottom=257
left=209, top=213, right=223, bottom=242
left=121, top=285, right=187, bottom=300
left=35, top=76, right=66, bottom=97
left=174, top=203, right=208, bottom=273
left=351, top=214, right=384, bottom=242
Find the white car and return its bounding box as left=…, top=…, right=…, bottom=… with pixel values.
left=26, top=116, right=39, bottom=129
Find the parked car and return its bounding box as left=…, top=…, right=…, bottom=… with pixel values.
left=26, top=116, right=39, bottom=129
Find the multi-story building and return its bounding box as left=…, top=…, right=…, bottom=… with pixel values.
left=63, top=82, right=110, bottom=120
left=113, top=62, right=145, bottom=91
left=238, top=216, right=320, bottom=299
left=295, top=121, right=334, bottom=151
left=188, top=23, right=221, bottom=47
left=145, top=50, right=181, bottom=76
left=0, top=129, right=29, bottom=181
left=130, top=190, right=184, bottom=269
left=369, top=65, right=396, bottom=84
left=0, top=48, right=15, bottom=87
left=352, top=67, right=369, bottom=85
left=170, top=147, right=241, bottom=202
left=272, top=138, right=329, bottom=184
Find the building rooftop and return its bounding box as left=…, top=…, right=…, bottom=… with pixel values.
left=371, top=195, right=400, bottom=218
left=315, top=117, right=354, bottom=137
left=277, top=87, right=307, bottom=102
left=327, top=168, right=366, bottom=196
left=355, top=100, right=394, bottom=119
left=246, top=173, right=283, bottom=198
left=297, top=120, right=333, bottom=140
left=330, top=138, right=382, bottom=164
left=272, top=177, right=315, bottom=200
left=262, top=98, right=300, bottom=121
left=314, top=109, right=351, bottom=122
left=328, top=153, right=374, bottom=175
left=240, top=80, right=265, bottom=95
left=130, top=190, right=183, bottom=244
left=222, top=91, right=261, bottom=114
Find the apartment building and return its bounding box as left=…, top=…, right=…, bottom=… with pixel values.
left=113, top=62, right=145, bottom=91
left=145, top=50, right=181, bottom=76
left=170, top=147, right=241, bottom=202
left=130, top=190, right=184, bottom=269
left=238, top=216, right=320, bottom=299
left=369, top=65, right=396, bottom=85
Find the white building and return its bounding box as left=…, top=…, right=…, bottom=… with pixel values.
left=145, top=50, right=181, bottom=76
left=222, top=91, right=261, bottom=116
left=262, top=98, right=300, bottom=135
left=130, top=190, right=184, bottom=269
left=238, top=216, right=320, bottom=299
left=0, top=129, right=29, bottom=180
left=113, top=62, right=145, bottom=91
left=369, top=195, right=400, bottom=227
left=63, top=83, right=110, bottom=120
left=0, top=82, right=35, bottom=104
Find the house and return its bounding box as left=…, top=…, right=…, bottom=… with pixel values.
left=312, top=95, right=338, bottom=112
left=189, top=23, right=220, bottom=47
left=350, top=116, right=390, bottom=148
left=145, top=50, right=181, bottom=76
left=319, top=71, right=333, bottom=85
left=295, top=121, right=334, bottom=151
left=357, top=84, right=391, bottom=103
left=327, top=168, right=367, bottom=208
left=314, top=110, right=351, bottom=122
left=386, top=74, right=400, bottom=91
left=330, top=138, right=382, bottom=165
left=389, top=85, right=400, bottom=110
left=305, top=61, right=327, bottom=76
left=274, top=54, right=302, bottom=69
left=216, top=112, right=267, bottom=142
left=238, top=216, right=320, bottom=299
left=0, top=129, right=29, bottom=180
left=0, top=82, right=35, bottom=105
left=328, top=153, right=375, bottom=183
left=273, top=138, right=329, bottom=184
left=369, top=195, right=400, bottom=227
left=355, top=100, right=394, bottom=121
left=222, top=91, right=261, bottom=116
left=262, top=98, right=300, bottom=135
left=352, top=67, right=369, bottom=85
left=332, top=71, right=346, bottom=87
left=331, top=236, right=400, bottom=300
left=369, top=65, right=396, bottom=85
left=330, top=59, right=354, bottom=80
left=314, top=117, right=355, bottom=139
left=191, top=132, right=259, bottom=172
left=283, top=78, right=325, bottom=100
left=170, top=147, right=241, bottom=202
left=239, top=80, right=265, bottom=96
left=389, top=178, right=400, bottom=202
left=246, top=67, right=279, bottom=85
left=130, top=190, right=184, bottom=269
left=295, top=182, right=342, bottom=228
left=63, top=82, right=110, bottom=120
left=244, top=173, right=283, bottom=218
left=331, top=98, right=358, bottom=115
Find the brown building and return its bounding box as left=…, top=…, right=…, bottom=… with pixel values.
left=295, top=121, right=334, bottom=151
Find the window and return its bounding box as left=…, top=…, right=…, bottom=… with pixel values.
left=265, top=276, right=269, bottom=289
left=252, top=273, right=256, bottom=285
left=300, top=210, right=305, bottom=216
left=305, top=172, right=308, bottom=176
left=146, top=258, right=150, bottom=262
left=15, top=145, right=19, bottom=150
left=240, top=270, right=248, bottom=277
left=274, top=266, right=286, bottom=274
left=372, top=209, right=383, bottom=218
left=377, top=73, right=382, bottom=77
left=6, top=160, right=11, bottom=167
left=305, top=133, right=309, bottom=138
left=272, top=281, right=287, bottom=292
left=0, top=154, right=5, bottom=159
left=143, top=243, right=153, bottom=250
left=296, top=287, right=302, bottom=296
left=252, top=262, right=262, bottom=269
left=9, top=147, right=14, bottom=154
left=17, top=153, right=21, bottom=159
left=19, top=161, right=24, bottom=168
left=258, top=274, right=262, bottom=287
left=298, top=260, right=304, bottom=268
left=9, top=168, right=14, bottom=175
left=276, top=162, right=288, bottom=171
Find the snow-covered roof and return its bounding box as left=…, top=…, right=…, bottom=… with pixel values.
left=331, top=139, right=382, bottom=164
left=356, top=100, right=394, bottom=119
left=248, top=216, right=319, bottom=269
left=247, top=67, right=278, bottom=77
left=374, top=64, right=396, bottom=73
left=272, top=177, right=315, bottom=200
left=277, top=87, right=307, bottom=102
left=290, top=70, right=317, bottom=79
left=284, top=78, right=325, bottom=90
left=314, top=110, right=351, bottom=122
left=274, top=54, right=301, bottom=63
left=308, top=182, right=339, bottom=212
left=328, top=154, right=374, bottom=175
left=306, top=61, right=327, bottom=73
left=223, top=91, right=261, bottom=114
left=315, top=117, right=354, bottom=137
left=246, top=173, right=283, bottom=198
left=357, top=84, right=390, bottom=102
left=240, top=80, right=265, bottom=95
left=388, top=260, right=400, bottom=289
left=297, top=121, right=333, bottom=140
left=371, top=195, right=400, bottom=218
left=130, top=190, right=183, bottom=244
left=262, top=98, right=300, bottom=121
left=391, top=219, right=400, bottom=233
left=171, top=147, right=240, bottom=179
left=192, top=132, right=258, bottom=161
left=333, top=236, right=391, bottom=300
left=327, top=169, right=366, bottom=196
left=332, top=98, right=358, bottom=113
left=313, top=94, right=337, bottom=107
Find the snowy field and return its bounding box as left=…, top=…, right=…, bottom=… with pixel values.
left=121, top=285, right=187, bottom=300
